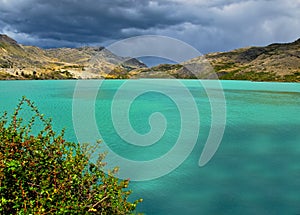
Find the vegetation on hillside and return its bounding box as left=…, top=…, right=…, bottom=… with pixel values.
left=0, top=97, right=142, bottom=214
left=206, top=39, right=300, bottom=82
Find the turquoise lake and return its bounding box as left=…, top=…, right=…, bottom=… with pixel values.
left=0, top=80, right=300, bottom=214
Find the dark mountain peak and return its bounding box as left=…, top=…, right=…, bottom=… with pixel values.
left=292, top=38, right=300, bottom=44
left=76, top=46, right=105, bottom=52
left=0, top=34, right=19, bottom=46
left=236, top=47, right=266, bottom=63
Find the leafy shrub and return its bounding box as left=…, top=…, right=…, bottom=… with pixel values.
left=0, top=97, right=142, bottom=214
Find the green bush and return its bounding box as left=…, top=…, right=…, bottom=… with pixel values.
left=0, top=97, right=142, bottom=214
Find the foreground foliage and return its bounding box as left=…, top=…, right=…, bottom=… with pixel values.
left=0, top=97, right=142, bottom=214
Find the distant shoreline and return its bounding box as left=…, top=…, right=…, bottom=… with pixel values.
left=0, top=78, right=299, bottom=83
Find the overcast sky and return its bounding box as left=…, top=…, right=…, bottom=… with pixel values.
left=0, top=0, right=300, bottom=54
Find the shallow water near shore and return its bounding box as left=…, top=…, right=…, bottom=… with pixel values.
left=0, top=80, right=300, bottom=214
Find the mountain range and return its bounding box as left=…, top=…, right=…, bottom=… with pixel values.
left=1, top=34, right=299, bottom=82
left=0, top=34, right=146, bottom=80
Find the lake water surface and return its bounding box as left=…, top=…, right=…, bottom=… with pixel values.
left=0, top=80, right=300, bottom=214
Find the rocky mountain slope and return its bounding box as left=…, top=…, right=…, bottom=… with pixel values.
left=0, top=34, right=146, bottom=80
left=205, top=38, right=300, bottom=81
left=1, top=34, right=300, bottom=81
left=131, top=38, right=300, bottom=81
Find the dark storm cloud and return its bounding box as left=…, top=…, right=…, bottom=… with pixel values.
left=0, top=0, right=300, bottom=53
left=0, top=0, right=187, bottom=44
